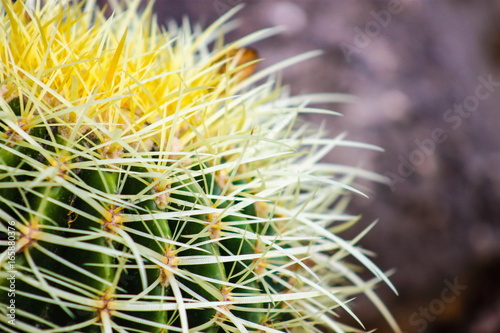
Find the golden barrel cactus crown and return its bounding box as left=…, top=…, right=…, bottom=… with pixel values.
left=0, top=1, right=400, bottom=332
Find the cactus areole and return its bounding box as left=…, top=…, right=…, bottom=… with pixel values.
left=0, top=1, right=400, bottom=332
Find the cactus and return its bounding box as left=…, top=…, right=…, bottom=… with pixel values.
left=0, top=1, right=400, bottom=332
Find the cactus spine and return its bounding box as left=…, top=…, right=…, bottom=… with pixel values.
left=0, top=1, right=400, bottom=332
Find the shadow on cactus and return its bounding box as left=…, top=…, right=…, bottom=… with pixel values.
left=0, top=0, right=401, bottom=332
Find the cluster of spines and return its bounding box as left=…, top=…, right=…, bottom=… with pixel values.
left=0, top=1, right=401, bottom=332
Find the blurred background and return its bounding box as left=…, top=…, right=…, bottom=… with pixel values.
left=102, top=1, right=500, bottom=332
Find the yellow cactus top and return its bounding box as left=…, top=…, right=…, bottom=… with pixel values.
left=0, top=0, right=263, bottom=159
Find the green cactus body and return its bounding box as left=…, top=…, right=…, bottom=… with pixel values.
left=0, top=1, right=401, bottom=332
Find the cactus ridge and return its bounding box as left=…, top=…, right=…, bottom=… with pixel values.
left=0, top=1, right=400, bottom=332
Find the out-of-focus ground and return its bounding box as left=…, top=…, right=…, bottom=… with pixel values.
left=109, top=1, right=500, bottom=332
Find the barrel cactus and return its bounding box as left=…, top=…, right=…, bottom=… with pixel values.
left=0, top=0, right=400, bottom=332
